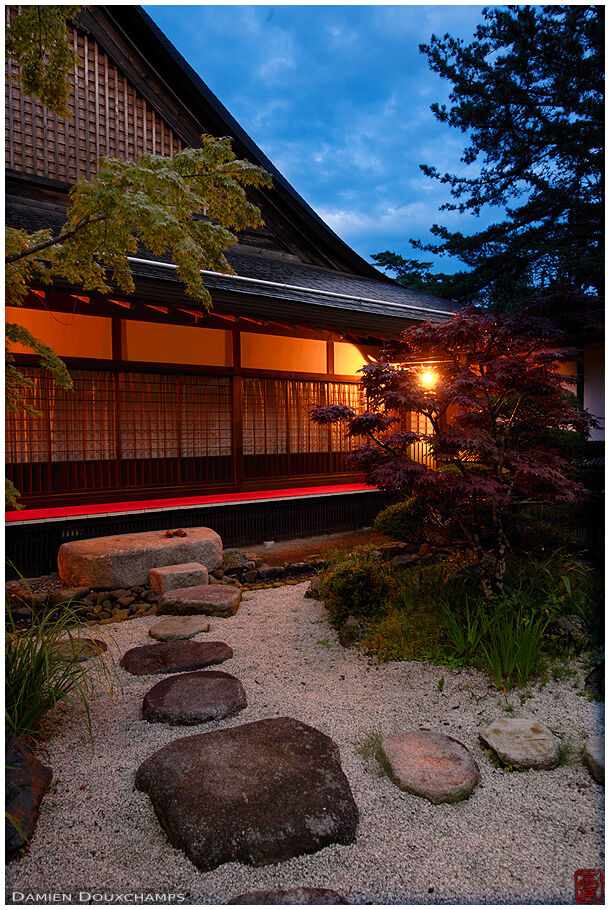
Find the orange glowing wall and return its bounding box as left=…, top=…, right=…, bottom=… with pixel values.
left=6, top=306, right=113, bottom=358
left=240, top=332, right=327, bottom=373
left=121, top=320, right=232, bottom=366
left=333, top=342, right=380, bottom=375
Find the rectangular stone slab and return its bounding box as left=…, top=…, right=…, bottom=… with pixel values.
left=149, top=563, right=209, bottom=594
left=58, top=528, right=222, bottom=589
left=158, top=584, right=240, bottom=617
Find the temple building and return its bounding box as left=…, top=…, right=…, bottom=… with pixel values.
left=5, top=6, right=601, bottom=575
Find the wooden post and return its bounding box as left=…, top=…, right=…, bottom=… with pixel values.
left=232, top=327, right=243, bottom=489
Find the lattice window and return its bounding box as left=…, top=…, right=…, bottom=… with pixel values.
left=287, top=380, right=328, bottom=454
left=242, top=378, right=288, bottom=455
left=180, top=375, right=231, bottom=457
left=328, top=381, right=365, bottom=452
left=5, top=367, right=50, bottom=463
left=6, top=367, right=234, bottom=465
left=51, top=369, right=116, bottom=461
left=242, top=377, right=364, bottom=456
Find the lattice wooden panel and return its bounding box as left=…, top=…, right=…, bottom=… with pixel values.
left=5, top=6, right=183, bottom=182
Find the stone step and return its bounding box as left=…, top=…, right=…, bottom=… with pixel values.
left=58, top=527, right=222, bottom=588
left=142, top=670, right=247, bottom=725
left=479, top=717, right=560, bottom=770
left=135, top=717, right=359, bottom=872
left=120, top=640, right=232, bottom=676
left=158, top=584, right=240, bottom=618
left=149, top=616, right=210, bottom=641
left=149, top=563, right=209, bottom=594
left=379, top=730, right=480, bottom=804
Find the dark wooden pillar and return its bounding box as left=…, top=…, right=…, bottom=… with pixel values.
left=231, top=327, right=244, bottom=489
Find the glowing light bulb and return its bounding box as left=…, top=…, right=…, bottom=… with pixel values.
left=421, top=370, right=437, bottom=388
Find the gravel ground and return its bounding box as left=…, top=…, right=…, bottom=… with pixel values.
left=6, top=582, right=604, bottom=905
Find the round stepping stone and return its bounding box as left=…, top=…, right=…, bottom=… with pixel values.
left=228, top=888, right=348, bottom=904
left=51, top=637, right=108, bottom=661
left=379, top=730, right=480, bottom=804
left=148, top=616, right=210, bottom=641
left=158, top=584, right=240, bottom=618
left=480, top=717, right=559, bottom=770
left=142, top=670, right=247, bottom=725
left=583, top=735, right=604, bottom=784
left=135, top=717, right=359, bottom=871
left=120, top=640, right=232, bottom=676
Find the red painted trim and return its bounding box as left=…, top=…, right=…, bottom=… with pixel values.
left=5, top=483, right=377, bottom=523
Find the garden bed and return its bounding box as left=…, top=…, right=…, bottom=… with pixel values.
left=5, top=581, right=604, bottom=905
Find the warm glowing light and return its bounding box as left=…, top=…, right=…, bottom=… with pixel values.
left=421, top=370, right=437, bottom=388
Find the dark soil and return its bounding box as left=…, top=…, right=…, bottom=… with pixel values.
left=249, top=529, right=393, bottom=567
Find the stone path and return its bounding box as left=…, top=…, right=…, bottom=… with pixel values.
left=158, top=583, right=241, bottom=617
left=148, top=616, right=210, bottom=641
left=380, top=730, right=480, bottom=804
left=134, top=717, right=359, bottom=871
left=120, top=640, right=233, bottom=676
left=479, top=717, right=560, bottom=770
left=142, top=670, right=247, bottom=725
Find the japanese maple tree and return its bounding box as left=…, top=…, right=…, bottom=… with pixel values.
left=312, top=292, right=598, bottom=595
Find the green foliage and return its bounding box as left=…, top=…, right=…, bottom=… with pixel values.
left=319, top=549, right=398, bottom=629
left=5, top=478, right=22, bottom=511
left=478, top=595, right=549, bottom=689
left=374, top=498, right=426, bottom=542
left=6, top=138, right=272, bottom=314
left=5, top=602, right=116, bottom=742
left=6, top=6, right=80, bottom=119
left=370, top=251, right=453, bottom=298
left=441, top=598, right=485, bottom=664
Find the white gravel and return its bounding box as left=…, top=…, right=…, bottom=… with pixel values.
left=6, top=582, right=604, bottom=905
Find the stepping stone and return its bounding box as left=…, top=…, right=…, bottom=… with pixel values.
left=149, top=562, right=209, bottom=594
left=51, top=637, right=108, bottom=661
left=142, top=670, right=247, bottom=725
left=379, top=730, right=480, bottom=804
left=120, top=640, right=232, bottom=676
left=6, top=735, right=52, bottom=857
left=158, top=584, right=240, bottom=618
left=583, top=735, right=604, bottom=784
left=228, top=888, right=348, bottom=904
left=135, top=717, right=358, bottom=871
left=480, top=718, right=559, bottom=770
left=148, top=616, right=210, bottom=641
left=58, top=527, right=222, bottom=588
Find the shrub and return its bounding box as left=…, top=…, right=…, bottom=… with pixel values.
left=5, top=602, right=115, bottom=741
left=373, top=498, right=426, bottom=542
left=319, top=549, right=397, bottom=628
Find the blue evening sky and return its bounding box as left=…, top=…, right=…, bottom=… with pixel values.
left=145, top=4, right=497, bottom=275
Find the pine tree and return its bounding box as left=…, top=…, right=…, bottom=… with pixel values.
left=376, top=6, right=604, bottom=310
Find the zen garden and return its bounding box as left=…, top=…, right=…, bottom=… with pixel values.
left=4, top=5, right=604, bottom=908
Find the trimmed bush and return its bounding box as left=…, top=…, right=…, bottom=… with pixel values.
left=374, top=498, right=426, bottom=542
left=319, top=549, right=397, bottom=629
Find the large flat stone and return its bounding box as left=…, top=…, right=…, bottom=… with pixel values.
left=58, top=527, right=222, bottom=588
left=158, top=584, right=240, bottom=618
left=135, top=717, right=359, bottom=871
left=480, top=718, right=560, bottom=770
left=143, top=670, right=247, bottom=725
left=583, top=735, right=604, bottom=784
left=120, top=640, right=232, bottom=676
left=6, top=735, right=52, bottom=858
left=149, top=563, right=209, bottom=594
left=149, top=616, right=210, bottom=641
left=380, top=731, right=480, bottom=804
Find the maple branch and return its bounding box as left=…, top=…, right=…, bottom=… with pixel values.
left=6, top=214, right=106, bottom=263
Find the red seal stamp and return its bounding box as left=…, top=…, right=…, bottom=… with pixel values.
left=575, top=869, right=604, bottom=904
